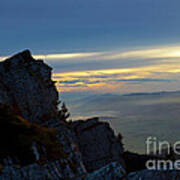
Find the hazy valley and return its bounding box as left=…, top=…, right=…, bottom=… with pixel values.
left=62, top=91, right=180, bottom=153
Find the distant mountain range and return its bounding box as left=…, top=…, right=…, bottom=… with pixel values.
left=123, top=91, right=180, bottom=96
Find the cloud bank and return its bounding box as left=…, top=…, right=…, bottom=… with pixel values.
left=1, top=45, right=180, bottom=93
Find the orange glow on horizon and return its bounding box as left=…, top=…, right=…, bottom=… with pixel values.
left=53, top=63, right=180, bottom=93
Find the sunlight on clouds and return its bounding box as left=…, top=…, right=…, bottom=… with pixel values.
left=2, top=44, right=180, bottom=62
left=102, top=45, right=180, bottom=60
left=53, top=64, right=180, bottom=79
left=34, top=45, right=180, bottom=61
left=1, top=44, right=180, bottom=93
left=0, top=57, right=6, bottom=61
left=0, top=52, right=102, bottom=62
left=37, top=45, right=180, bottom=61
left=34, top=52, right=102, bottom=60
left=53, top=63, right=180, bottom=93
left=167, top=69, right=180, bottom=73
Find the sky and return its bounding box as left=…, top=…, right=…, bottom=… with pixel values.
left=1, top=0, right=180, bottom=94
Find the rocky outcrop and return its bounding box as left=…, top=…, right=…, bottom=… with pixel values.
left=0, top=124, right=86, bottom=179
left=0, top=161, right=84, bottom=180
left=84, top=166, right=180, bottom=180
left=84, top=162, right=126, bottom=180
left=0, top=162, right=126, bottom=180
left=0, top=50, right=58, bottom=124
left=71, top=118, right=125, bottom=172
left=0, top=50, right=126, bottom=179
left=0, top=50, right=86, bottom=179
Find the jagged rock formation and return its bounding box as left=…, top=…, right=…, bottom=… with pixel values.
left=0, top=161, right=84, bottom=180
left=84, top=162, right=126, bottom=180
left=0, top=50, right=58, bottom=124
left=0, top=105, right=86, bottom=179
left=71, top=118, right=125, bottom=172
left=0, top=50, right=126, bottom=179
left=0, top=50, right=86, bottom=179
left=0, top=162, right=126, bottom=180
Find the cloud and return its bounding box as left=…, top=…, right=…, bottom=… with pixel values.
left=0, top=52, right=102, bottom=62
left=49, top=45, right=180, bottom=61
left=59, top=79, right=101, bottom=86
left=34, top=45, right=180, bottom=61
left=59, top=80, right=81, bottom=84
left=59, top=78, right=172, bottom=86
left=2, top=45, right=180, bottom=63
left=58, top=84, right=87, bottom=88
left=1, top=44, right=180, bottom=93
left=34, top=52, right=102, bottom=60
left=115, top=78, right=172, bottom=82
left=100, top=45, right=180, bottom=60
left=52, top=61, right=180, bottom=93
left=56, top=70, right=173, bottom=90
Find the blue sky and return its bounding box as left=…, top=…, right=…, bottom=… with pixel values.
left=1, top=0, right=180, bottom=94
left=1, top=0, right=180, bottom=55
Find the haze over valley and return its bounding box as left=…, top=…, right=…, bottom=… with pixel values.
left=61, top=91, right=180, bottom=153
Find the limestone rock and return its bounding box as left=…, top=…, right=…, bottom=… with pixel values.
left=71, top=117, right=125, bottom=172
left=84, top=162, right=126, bottom=180
left=0, top=50, right=86, bottom=179
left=0, top=50, right=58, bottom=124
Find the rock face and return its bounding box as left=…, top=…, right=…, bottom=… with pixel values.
left=85, top=167, right=180, bottom=180
left=71, top=118, right=125, bottom=172
left=84, top=162, right=126, bottom=180
left=0, top=116, right=86, bottom=179
left=0, top=50, right=86, bottom=179
left=0, top=50, right=58, bottom=124
left=0, top=50, right=126, bottom=179
left=0, top=161, right=84, bottom=180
